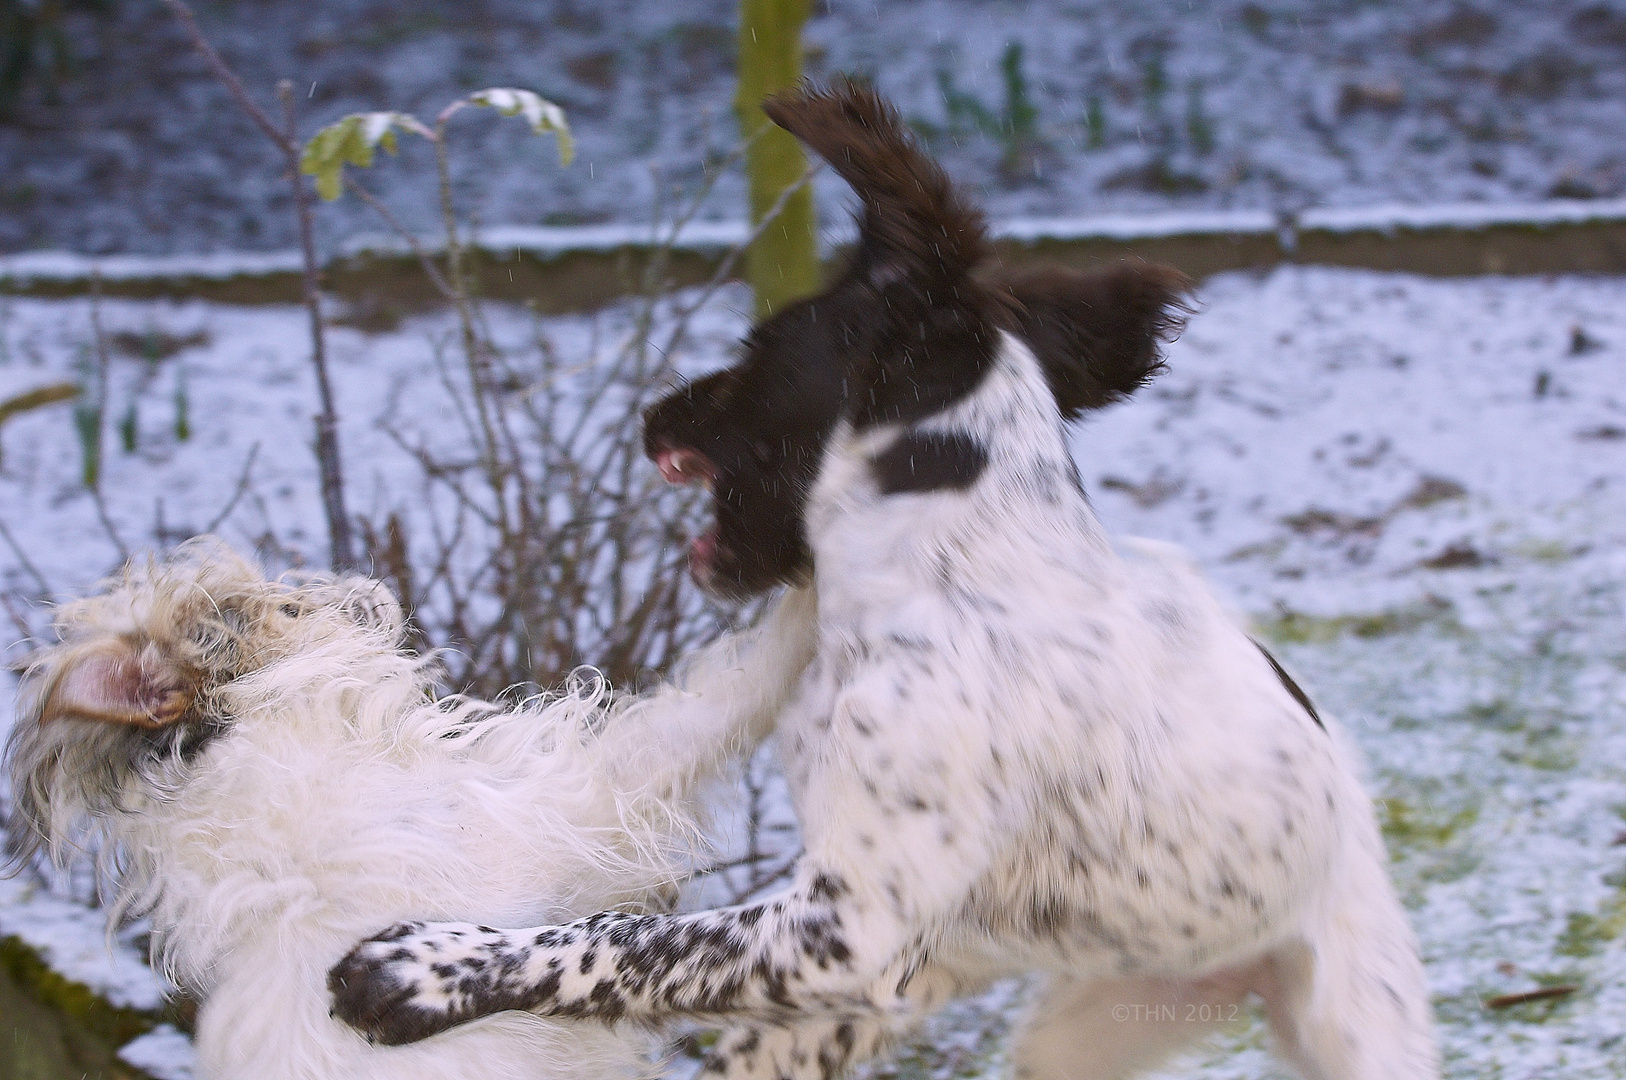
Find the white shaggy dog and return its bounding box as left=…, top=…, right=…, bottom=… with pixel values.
left=4, top=542, right=815, bottom=1080
left=328, top=84, right=1438, bottom=1079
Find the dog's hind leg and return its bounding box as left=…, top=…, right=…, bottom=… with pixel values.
left=700, top=965, right=965, bottom=1078
left=1255, top=846, right=1438, bottom=1080
left=1009, top=971, right=1252, bottom=1080
left=701, top=1017, right=894, bottom=1079
left=1257, top=934, right=1438, bottom=1079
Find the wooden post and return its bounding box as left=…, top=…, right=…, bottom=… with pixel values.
left=734, top=0, right=819, bottom=319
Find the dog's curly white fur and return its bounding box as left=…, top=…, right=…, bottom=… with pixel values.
left=4, top=543, right=815, bottom=1079
left=328, top=84, right=1437, bottom=1079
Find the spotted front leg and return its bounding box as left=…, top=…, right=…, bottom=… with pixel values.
left=328, top=870, right=908, bottom=1046
left=699, top=962, right=965, bottom=1078
left=701, top=1020, right=882, bottom=1079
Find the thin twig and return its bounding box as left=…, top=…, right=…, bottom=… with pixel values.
left=279, top=79, right=356, bottom=571
left=1483, top=986, right=1577, bottom=1010
left=0, top=519, right=52, bottom=600
left=203, top=442, right=262, bottom=534
left=654, top=162, right=823, bottom=368
left=158, top=0, right=296, bottom=157
left=347, top=179, right=457, bottom=301
left=90, top=485, right=130, bottom=563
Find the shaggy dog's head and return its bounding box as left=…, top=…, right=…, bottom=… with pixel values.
left=643, top=81, right=1192, bottom=599
left=3, top=541, right=401, bottom=870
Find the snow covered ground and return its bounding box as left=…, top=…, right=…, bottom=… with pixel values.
left=3, top=265, right=1626, bottom=1076
left=4, top=0, right=1626, bottom=257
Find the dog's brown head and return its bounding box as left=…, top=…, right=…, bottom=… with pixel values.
left=643, top=81, right=1192, bottom=600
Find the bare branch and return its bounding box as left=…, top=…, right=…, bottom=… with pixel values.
left=0, top=519, right=52, bottom=601
left=161, top=0, right=354, bottom=572
left=279, top=79, right=356, bottom=572
left=158, top=0, right=297, bottom=159
left=347, top=179, right=458, bottom=302
left=203, top=443, right=263, bottom=534
left=89, top=485, right=130, bottom=563
left=655, top=162, right=823, bottom=368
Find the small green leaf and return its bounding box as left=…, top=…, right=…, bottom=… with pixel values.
left=466, top=88, right=574, bottom=166
left=300, top=112, right=432, bottom=201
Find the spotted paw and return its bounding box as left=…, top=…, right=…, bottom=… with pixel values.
left=327, top=921, right=500, bottom=1046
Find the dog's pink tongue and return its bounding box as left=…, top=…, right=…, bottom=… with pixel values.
left=691, top=530, right=718, bottom=568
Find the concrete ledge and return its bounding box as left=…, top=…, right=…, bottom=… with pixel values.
left=5, top=199, right=1626, bottom=310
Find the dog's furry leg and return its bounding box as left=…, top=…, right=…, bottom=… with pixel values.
left=699, top=964, right=966, bottom=1078
left=1009, top=848, right=1436, bottom=1080
left=329, top=668, right=1011, bottom=1046
left=594, top=586, right=817, bottom=808
left=700, top=1018, right=888, bottom=1079
left=1010, top=972, right=1253, bottom=1080
left=1255, top=844, right=1438, bottom=1080
left=328, top=857, right=943, bottom=1045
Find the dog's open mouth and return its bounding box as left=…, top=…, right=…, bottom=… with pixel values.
left=651, top=443, right=722, bottom=580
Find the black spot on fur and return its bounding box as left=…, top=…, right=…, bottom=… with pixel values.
left=869, top=430, right=989, bottom=495
left=820, top=1022, right=858, bottom=1080
left=809, top=872, right=851, bottom=902
left=1254, top=641, right=1325, bottom=731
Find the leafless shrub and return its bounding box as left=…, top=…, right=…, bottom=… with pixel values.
left=336, top=122, right=815, bottom=696
left=362, top=280, right=736, bottom=699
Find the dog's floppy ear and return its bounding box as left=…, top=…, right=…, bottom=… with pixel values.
left=763, top=79, right=989, bottom=291
left=989, top=262, right=1194, bottom=419
left=36, top=639, right=198, bottom=729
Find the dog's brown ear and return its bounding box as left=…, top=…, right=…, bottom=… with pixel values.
left=989, top=262, right=1194, bottom=419
left=38, top=639, right=198, bottom=729
left=763, top=79, right=989, bottom=289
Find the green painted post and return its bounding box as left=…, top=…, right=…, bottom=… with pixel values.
left=734, top=0, right=819, bottom=318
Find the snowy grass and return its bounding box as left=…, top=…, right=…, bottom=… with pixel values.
left=6, top=2, right=1626, bottom=257
left=3, top=266, right=1626, bottom=1075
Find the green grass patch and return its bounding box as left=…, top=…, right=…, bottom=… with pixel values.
left=1379, top=787, right=1483, bottom=905
left=1556, top=892, right=1626, bottom=959
left=1379, top=794, right=1479, bottom=851
left=1256, top=596, right=1454, bottom=644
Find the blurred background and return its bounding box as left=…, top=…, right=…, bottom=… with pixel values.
left=3, top=2, right=1626, bottom=1078
left=4, top=0, right=1626, bottom=253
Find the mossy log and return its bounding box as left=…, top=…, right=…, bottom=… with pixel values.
left=0, top=935, right=178, bottom=1080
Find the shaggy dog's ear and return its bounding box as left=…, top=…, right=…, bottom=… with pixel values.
left=36, top=639, right=198, bottom=729
left=989, top=263, right=1194, bottom=419
left=763, top=79, right=989, bottom=293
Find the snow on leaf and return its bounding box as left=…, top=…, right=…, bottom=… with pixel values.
left=466, top=88, right=574, bottom=166
left=300, top=112, right=434, bottom=202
